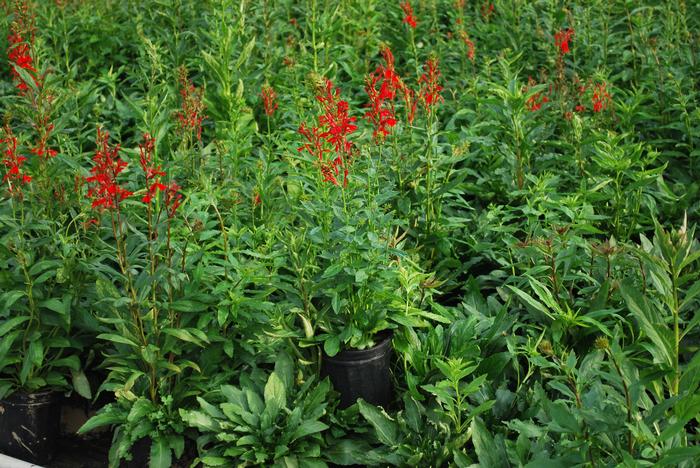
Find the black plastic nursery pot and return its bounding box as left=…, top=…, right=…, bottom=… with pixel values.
left=321, top=331, right=393, bottom=409
left=0, top=390, right=61, bottom=464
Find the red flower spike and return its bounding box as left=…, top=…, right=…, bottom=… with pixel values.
left=138, top=133, right=166, bottom=204
left=555, top=28, right=575, bottom=55
left=164, top=181, right=182, bottom=218
left=592, top=82, right=611, bottom=113
left=6, top=2, right=39, bottom=94
left=316, top=79, right=358, bottom=159
left=1, top=130, right=32, bottom=195
left=481, top=2, right=494, bottom=20
left=298, top=79, right=357, bottom=187
left=364, top=47, right=402, bottom=140
left=400, top=1, right=417, bottom=29
left=524, top=78, right=549, bottom=112
left=261, top=85, right=278, bottom=117
left=85, top=128, right=133, bottom=211
left=418, top=58, right=444, bottom=110
left=458, top=31, right=476, bottom=62
left=176, top=68, right=206, bottom=142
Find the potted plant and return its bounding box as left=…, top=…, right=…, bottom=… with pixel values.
left=76, top=130, right=206, bottom=468
left=0, top=130, right=91, bottom=464
left=288, top=77, right=439, bottom=408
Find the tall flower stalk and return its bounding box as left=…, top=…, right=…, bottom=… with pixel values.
left=418, top=57, right=443, bottom=235
left=176, top=67, right=206, bottom=175
left=1, top=127, right=32, bottom=198
left=400, top=1, right=420, bottom=77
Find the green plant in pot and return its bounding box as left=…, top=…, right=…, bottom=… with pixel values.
left=289, top=77, right=437, bottom=408
left=76, top=131, right=206, bottom=468
left=0, top=128, right=91, bottom=463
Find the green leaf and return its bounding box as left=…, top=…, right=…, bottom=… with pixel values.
left=162, top=328, right=205, bottom=347
left=264, top=371, right=287, bottom=418
left=0, top=316, right=30, bottom=337
left=97, top=333, right=139, bottom=348
left=291, top=420, right=329, bottom=443
left=507, top=285, right=555, bottom=321
left=149, top=437, right=172, bottom=468
left=71, top=370, right=92, bottom=399
left=179, top=408, right=218, bottom=432
left=323, top=336, right=340, bottom=357
left=39, top=298, right=69, bottom=315
left=1, top=290, right=25, bottom=310
left=657, top=446, right=700, bottom=466
left=51, top=355, right=81, bottom=371
left=472, top=417, right=508, bottom=467
left=78, top=411, right=125, bottom=434
left=619, top=280, right=674, bottom=368
left=200, top=456, right=229, bottom=466
left=170, top=300, right=209, bottom=312
left=545, top=400, right=580, bottom=434
left=128, top=398, right=156, bottom=422
left=274, top=352, right=294, bottom=391
left=28, top=340, right=44, bottom=367
left=357, top=399, right=398, bottom=446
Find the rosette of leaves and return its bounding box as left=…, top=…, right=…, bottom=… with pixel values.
left=78, top=392, right=188, bottom=468
left=180, top=353, right=331, bottom=467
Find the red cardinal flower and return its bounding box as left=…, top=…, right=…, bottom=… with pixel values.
left=1, top=129, right=32, bottom=196
left=7, top=31, right=38, bottom=92
left=524, top=78, right=549, bottom=112
left=481, top=2, right=495, bottom=20
left=6, top=2, right=38, bottom=93
left=261, top=85, right=278, bottom=117
left=458, top=31, right=476, bottom=62
left=164, top=181, right=182, bottom=218
left=138, top=133, right=166, bottom=204
left=298, top=79, right=357, bottom=187
left=555, top=28, right=574, bottom=55
left=316, top=79, right=358, bottom=159
left=85, top=128, right=133, bottom=210
left=418, top=57, right=444, bottom=110
left=400, top=1, right=417, bottom=29
left=592, top=82, right=611, bottom=113
left=176, top=67, right=206, bottom=142
left=365, top=47, right=401, bottom=139
left=526, top=93, right=549, bottom=112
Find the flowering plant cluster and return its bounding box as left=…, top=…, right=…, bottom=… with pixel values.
left=1, top=128, right=31, bottom=195
left=176, top=67, right=206, bottom=142
left=400, top=1, right=417, bottom=29
left=260, top=84, right=278, bottom=117
left=298, top=79, right=357, bottom=186
left=364, top=46, right=401, bottom=139
left=6, top=1, right=37, bottom=92
left=85, top=128, right=132, bottom=210
left=554, top=28, right=575, bottom=55
left=1, top=2, right=698, bottom=468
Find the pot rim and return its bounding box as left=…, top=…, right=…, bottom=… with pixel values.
left=0, top=388, right=58, bottom=406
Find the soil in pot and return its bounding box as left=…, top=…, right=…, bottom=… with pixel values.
left=0, top=390, right=61, bottom=465
left=321, top=330, right=393, bottom=409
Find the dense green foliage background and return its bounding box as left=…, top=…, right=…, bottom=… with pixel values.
left=1, top=0, right=699, bottom=466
